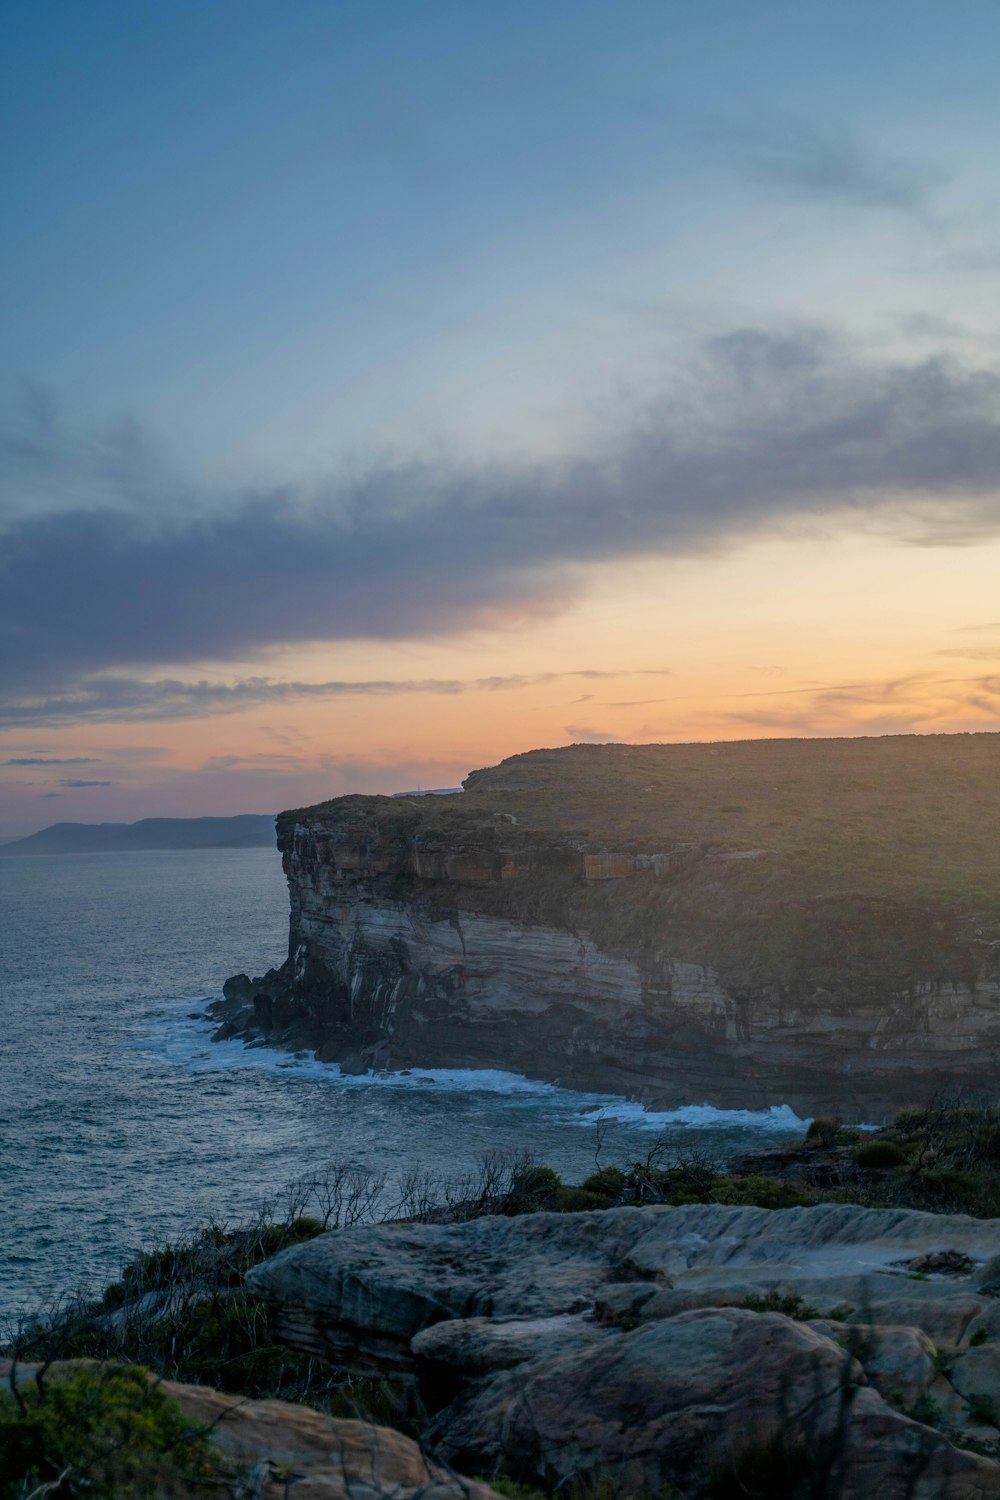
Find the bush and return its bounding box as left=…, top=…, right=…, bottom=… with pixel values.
left=8, top=1198, right=387, bottom=1417
left=580, top=1167, right=627, bottom=1201
left=505, top=1165, right=562, bottom=1213
left=853, top=1140, right=906, bottom=1169
left=486, top=1482, right=548, bottom=1499
left=552, top=1188, right=610, bottom=1213
left=908, top=1393, right=943, bottom=1427
left=0, top=1362, right=221, bottom=1499
left=805, top=1116, right=841, bottom=1145
left=966, top=1392, right=999, bottom=1427
left=734, top=1291, right=821, bottom=1321
left=712, top=1175, right=814, bottom=1210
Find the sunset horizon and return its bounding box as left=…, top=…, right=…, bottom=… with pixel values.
left=5, top=1, right=1000, bottom=833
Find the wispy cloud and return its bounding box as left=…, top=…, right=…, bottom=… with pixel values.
left=0, top=667, right=668, bottom=729
left=719, top=671, right=1000, bottom=735
left=3, top=756, right=100, bottom=766
left=730, top=119, right=947, bottom=213
left=605, top=697, right=670, bottom=708
left=564, top=724, right=617, bottom=743
left=59, top=778, right=113, bottom=787
left=937, top=647, right=1000, bottom=661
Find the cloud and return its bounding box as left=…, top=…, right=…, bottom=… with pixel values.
left=3, top=756, right=100, bottom=765
left=728, top=120, right=946, bottom=212
left=606, top=697, right=669, bottom=708
left=4, top=329, right=1000, bottom=717
left=718, top=670, right=1000, bottom=736
left=59, top=778, right=113, bottom=787
left=564, top=724, right=617, bottom=743
left=0, top=667, right=666, bottom=728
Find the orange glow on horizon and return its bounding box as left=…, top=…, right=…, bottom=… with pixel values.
left=3, top=527, right=1000, bottom=830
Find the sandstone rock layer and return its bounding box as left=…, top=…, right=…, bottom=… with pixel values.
left=218, top=742, right=1000, bottom=1117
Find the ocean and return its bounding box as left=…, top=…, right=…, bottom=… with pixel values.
left=0, top=847, right=806, bottom=1319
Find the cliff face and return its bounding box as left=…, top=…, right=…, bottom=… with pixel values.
left=216, top=740, right=1000, bottom=1119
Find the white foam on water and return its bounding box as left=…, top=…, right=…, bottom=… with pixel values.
left=566, top=1098, right=809, bottom=1132
left=135, top=1005, right=566, bottom=1097
left=134, top=1002, right=810, bottom=1136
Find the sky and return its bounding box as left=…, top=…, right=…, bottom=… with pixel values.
left=3, top=0, right=1000, bottom=834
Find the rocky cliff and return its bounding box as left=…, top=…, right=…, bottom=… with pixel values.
left=216, top=738, right=1000, bottom=1118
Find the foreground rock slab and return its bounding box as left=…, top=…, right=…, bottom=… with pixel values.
left=248, top=1202, right=1000, bottom=1497
left=419, top=1308, right=999, bottom=1500
left=247, top=1201, right=1000, bottom=1366
left=162, top=1379, right=501, bottom=1500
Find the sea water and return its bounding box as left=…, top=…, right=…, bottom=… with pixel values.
left=0, top=847, right=805, bottom=1318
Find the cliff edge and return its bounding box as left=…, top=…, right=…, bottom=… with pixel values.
left=216, top=736, right=1000, bottom=1118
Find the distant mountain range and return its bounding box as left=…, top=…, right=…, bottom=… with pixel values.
left=0, top=815, right=276, bottom=856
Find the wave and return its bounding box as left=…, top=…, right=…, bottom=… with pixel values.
left=134, top=1002, right=812, bottom=1136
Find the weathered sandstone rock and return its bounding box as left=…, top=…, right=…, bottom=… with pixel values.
left=807, top=1320, right=938, bottom=1408
left=246, top=1203, right=1000, bottom=1493
left=0, top=1360, right=501, bottom=1500
left=952, top=1345, right=1000, bottom=1415
left=247, top=1202, right=1000, bottom=1369
left=420, top=1308, right=998, bottom=1499
left=162, top=1380, right=501, bottom=1499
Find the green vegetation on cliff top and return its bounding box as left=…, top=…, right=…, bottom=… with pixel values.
left=282, top=734, right=1000, bottom=912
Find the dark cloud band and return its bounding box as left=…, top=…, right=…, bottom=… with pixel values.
left=3, top=327, right=1000, bottom=718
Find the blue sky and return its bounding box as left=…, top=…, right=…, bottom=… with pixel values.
left=7, top=0, right=998, bottom=473
left=3, top=1, right=1000, bottom=830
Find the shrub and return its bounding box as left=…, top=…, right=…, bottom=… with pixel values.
left=908, top=1393, right=943, bottom=1427
left=708, top=1431, right=816, bottom=1500
left=966, top=1392, right=999, bottom=1427
left=505, top=1165, right=562, bottom=1213
left=553, top=1188, right=610, bottom=1213
left=805, top=1116, right=841, bottom=1145
left=0, top=1362, right=222, bottom=1499
left=486, top=1482, right=548, bottom=1500
left=712, top=1174, right=814, bottom=1210
left=734, top=1291, right=820, bottom=1321
left=580, top=1167, right=627, bottom=1201
left=854, top=1140, right=906, bottom=1169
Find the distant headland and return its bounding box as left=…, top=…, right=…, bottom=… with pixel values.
left=0, top=814, right=276, bottom=856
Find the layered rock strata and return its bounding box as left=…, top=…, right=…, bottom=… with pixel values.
left=245, top=1202, right=1000, bottom=1498
left=216, top=744, right=1000, bottom=1116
